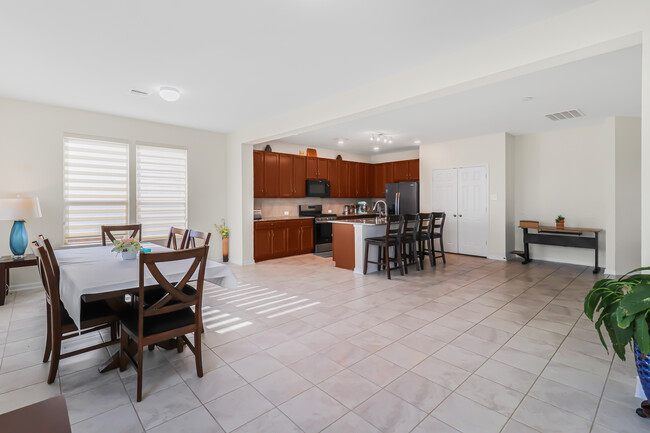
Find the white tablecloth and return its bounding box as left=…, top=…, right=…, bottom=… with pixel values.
left=56, top=243, right=237, bottom=329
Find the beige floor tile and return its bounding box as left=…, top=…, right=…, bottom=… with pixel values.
left=411, top=416, right=461, bottom=432
left=66, top=380, right=130, bottom=424
left=418, top=323, right=463, bottom=342
left=297, top=329, right=341, bottom=351
left=512, top=396, right=592, bottom=433
left=252, top=367, right=312, bottom=405
left=411, top=356, right=470, bottom=390
left=474, top=359, right=537, bottom=393
left=540, top=361, right=607, bottom=396
left=456, top=374, right=524, bottom=416
left=491, top=346, right=549, bottom=375
left=0, top=380, right=61, bottom=415
left=289, top=352, right=344, bottom=384
left=321, top=340, right=371, bottom=367
left=205, top=384, right=274, bottom=432
left=595, top=397, right=650, bottom=433
left=349, top=354, right=406, bottom=387
left=148, top=406, right=224, bottom=433
left=171, top=349, right=225, bottom=380
left=368, top=322, right=411, bottom=340
left=432, top=393, right=508, bottom=433
left=398, top=332, right=446, bottom=355
left=70, top=404, right=143, bottom=433
left=232, top=408, right=302, bottom=433
left=528, top=377, right=600, bottom=421
left=319, top=369, right=380, bottom=409
left=375, top=342, right=428, bottom=369
left=133, top=382, right=201, bottom=430
left=0, top=362, right=52, bottom=395
left=279, top=387, right=348, bottom=433
left=500, top=419, right=541, bottom=433
left=464, top=324, right=513, bottom=344
left=186, top=365, right=246, bottom=403
left=322, top=411, right=380, bottom=433
left=212, top=339, right=261, bottom=363
left=230, top=351, right=284, bottom=382
left=355, top=389, right=426, bottom=433
left=346, top=330, right=393, bottom=353
left=432, top=344, right=488, bottom=372
left=385, top=371, right=451, bottom=412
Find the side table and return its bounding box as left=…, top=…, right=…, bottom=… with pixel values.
left=0, top=254, right=38, bottom=305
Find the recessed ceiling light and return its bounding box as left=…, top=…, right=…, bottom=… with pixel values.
left=337, top=139, right=345, bottom=145
left=414, top=139, right=421, bottom=144
left=373, top=146, right=380, bottom=151
left=159, top=86, right=181, bottom=102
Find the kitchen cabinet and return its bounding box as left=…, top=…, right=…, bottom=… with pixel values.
left=306, top=157, right=328, bottom=180
left=254, top=219, right=314, bottom=262
left=254, top=150, right=418, bottom=199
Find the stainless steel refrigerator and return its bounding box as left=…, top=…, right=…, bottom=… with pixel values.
left=386, top=181, right=419, bottom=215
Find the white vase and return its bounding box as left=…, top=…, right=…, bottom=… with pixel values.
left=121, top=250, right=137, bottom=260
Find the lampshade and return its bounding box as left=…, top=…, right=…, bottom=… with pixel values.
left=0, top=197, right=42, bottom=221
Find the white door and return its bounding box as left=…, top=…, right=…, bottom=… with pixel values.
left=431, top=168, right=458, bottom=253
left=457, top=166, right=489, bottom=256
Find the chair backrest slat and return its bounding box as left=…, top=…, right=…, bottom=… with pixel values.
left=167, top=227, right=188, bottom=250
left=31, top=241, right=61, bottom=309
left=431, top=212, right=446, bottom=235
left=101, top=224, right=142, bottom=246
left=184, top=229, right=211, bottom=249
left=384, top=215, right=404, bottom=243
left=402, top=214, right=420, bottom=237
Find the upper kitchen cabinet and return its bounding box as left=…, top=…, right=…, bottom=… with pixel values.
left=254, top=151, right=305, bottom=198
left=327, top=159, right=340, bottom=197
left=392, top=159, right=419, bottom=182
left=263, top=152, right=280, bottom=197
left=306, top=157, right=328, bottom=180
left=253, top=151, right=265, bottom=197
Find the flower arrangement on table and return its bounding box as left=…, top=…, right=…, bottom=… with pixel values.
left=215, top=219, right=229, bottom=262
left=111, top=238, right=143, bottom=260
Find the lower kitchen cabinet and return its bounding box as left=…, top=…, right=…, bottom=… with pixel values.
left=254, top=219, right=314, bottom=262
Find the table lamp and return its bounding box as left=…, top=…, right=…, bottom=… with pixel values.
left=0, top=197, right=42, bottom=257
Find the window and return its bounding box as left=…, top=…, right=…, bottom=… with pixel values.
left=63, top=136, right=129, bottom=245
left=136, top=144, right=188, bottom=240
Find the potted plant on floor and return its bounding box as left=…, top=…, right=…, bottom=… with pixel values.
left=584, top=267, right=650, bottom=418
left=215, top=219, right=229, bottom=263
left=555, top=215, right=565, bottom=230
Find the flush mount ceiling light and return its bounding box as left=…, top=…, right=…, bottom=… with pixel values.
left=159, top=86, right=181, bottom=102
left=336, top=138, right=346, bottom=145
left=370, top=133, right=392, bottom=144
left=373, top=146, right=380, bottom=151
left=414, top=139, right=421, bottom=144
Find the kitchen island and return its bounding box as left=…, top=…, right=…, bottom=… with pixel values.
left=331, top=217, right=387, bottom=274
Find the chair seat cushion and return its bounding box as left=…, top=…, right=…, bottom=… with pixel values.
left=120, top=306, right=196, bottom=337
left=60, top=300, right=116, bottom=327
left=366, top=235, right=399, bottom=244
left=142, top=284, right=197, bottom=307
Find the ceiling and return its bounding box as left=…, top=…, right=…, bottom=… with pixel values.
left=0, top=0, right=597, bottom=133
left=274, top=46, right=641, bottom=154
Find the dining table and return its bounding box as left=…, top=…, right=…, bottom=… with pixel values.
left=54, top=242, right=238, bottom=372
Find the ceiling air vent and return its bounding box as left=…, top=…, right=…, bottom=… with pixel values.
left=545, top=109, right=584, bottom=121
left=129, top=88, right=150, bottom=96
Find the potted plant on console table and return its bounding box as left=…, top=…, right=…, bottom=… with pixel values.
left=584, top=267, right=650, bottom=419
left=555, top=215, right=565, bottom=230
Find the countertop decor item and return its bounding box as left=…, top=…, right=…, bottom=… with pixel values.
left=0, top=196, right=42, bottom=257
left=264, top=144, right=272, bottom=152
left=306, top=148, right=317, bottom=157
left=555, top=215, right=565, bottom=229
left=216, top=219, right=229, bottom=263
left=336, top=155, right=342, bottom=160
left=584, top=266, right=650, bottom=418
left=111, top=238, right=142, bottom=260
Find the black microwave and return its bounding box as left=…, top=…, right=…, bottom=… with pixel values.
left=306, top=179, right=330, bottom=197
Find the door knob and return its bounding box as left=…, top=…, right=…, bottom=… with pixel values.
left=453, top=214, right=457, bottom=217
left=459, top=214, right=463, bottom=217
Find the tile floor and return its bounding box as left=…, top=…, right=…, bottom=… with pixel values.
left=0, top=253, right=646, bottom=432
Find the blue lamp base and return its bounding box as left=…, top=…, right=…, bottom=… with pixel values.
left=9, top=220, right=28, bottom=257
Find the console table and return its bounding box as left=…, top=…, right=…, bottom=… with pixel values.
left=0, top=254, right=38, bottom=305
left=515, top=222, right=601, bottom=273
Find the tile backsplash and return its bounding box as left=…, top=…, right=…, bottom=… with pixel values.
left=254, top=197, right=382, bottom=218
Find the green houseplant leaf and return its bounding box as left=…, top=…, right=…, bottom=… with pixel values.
left=633, top=314, right=650, bottom=356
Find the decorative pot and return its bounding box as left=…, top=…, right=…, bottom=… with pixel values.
left=222, top=238, right=229, bottom=263
left=634, top=343, right=650, bottom=418
left=556, top=221, right=565, bottom=230
left=121, top=250, right=137, bottom=260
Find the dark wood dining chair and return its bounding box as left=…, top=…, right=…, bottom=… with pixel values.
left=363, top=215, right=405, bottom=279
left=119, top=246, right=208, bottom=401
left=400, top=214, right=421, bottom=273
left=31, top=240, right=119, bottom=384
left=101, top=224, right=142, bottom=246
left=416, top=213, right=435, bottom=267
left=167, top=227, right=188, bottom=250
left=431, top=212, right=447, bottom=264
left=183, top=229, right=211, bottom=249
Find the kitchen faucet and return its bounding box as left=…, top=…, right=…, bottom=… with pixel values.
left=373, top=200, right=387, bottom=217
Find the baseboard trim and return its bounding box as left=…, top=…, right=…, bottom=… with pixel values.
left=487, top=254, right=507, bottom=261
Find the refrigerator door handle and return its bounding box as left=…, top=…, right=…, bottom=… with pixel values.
left=396, top=192, right=400, bottom=215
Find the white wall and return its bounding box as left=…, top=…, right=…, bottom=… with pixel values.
left=370, top=149, right=419, bottom=164
left=420, top=133, right=507, bottom=260
left=255, top=142, right=372, bottom=163
left=0, top=98, right=228, bottom=286
left=512, top=123, right=611, bottom=268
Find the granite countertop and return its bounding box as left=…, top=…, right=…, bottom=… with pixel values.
left=337, top=212, right=380, bottom=218
left=255, top=216, right=315, bottom=222
left=332, top=217, right=387, bottom=226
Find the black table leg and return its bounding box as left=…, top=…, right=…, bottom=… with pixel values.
left=593, top=231, right=600, bottom=273
left=522, top=228, right=532, bottom=264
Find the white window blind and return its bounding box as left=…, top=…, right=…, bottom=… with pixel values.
left=63, top=136, right=129, bottom=245
left=136, top=144, right=188, bottom=240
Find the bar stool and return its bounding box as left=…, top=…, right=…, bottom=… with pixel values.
left=363, top=215, right=404, bottom=280
left=416, top=213, right=434, bottom=267
left=400, top=214, right=420, bottom=273
left=432, top=212, right=447, bottom=264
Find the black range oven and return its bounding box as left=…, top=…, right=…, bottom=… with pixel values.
left=298, top=204, right=337, bottom=253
